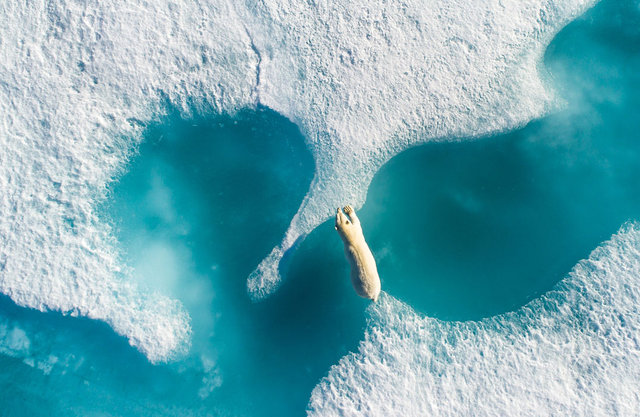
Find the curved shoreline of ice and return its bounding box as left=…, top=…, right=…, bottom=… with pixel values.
left=309, top=222, right=640, bottom=415
left=0, top=0, right=596, bottom=360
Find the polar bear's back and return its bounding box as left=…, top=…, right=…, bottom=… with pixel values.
left=346, top=240, right=381, bottom=302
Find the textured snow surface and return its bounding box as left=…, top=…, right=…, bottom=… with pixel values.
left=0, top=0, right=595, bottom=360
left=309, top=223, right=640, bottom=416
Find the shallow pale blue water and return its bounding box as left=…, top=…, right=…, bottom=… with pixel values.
left=1, top=0, right=640, bottom=415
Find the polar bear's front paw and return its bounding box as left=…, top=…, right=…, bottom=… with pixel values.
left=343, top=205, right=354, bottom=215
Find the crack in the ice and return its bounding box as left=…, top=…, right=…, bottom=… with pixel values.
left=244, top=26, right=262, bottom=104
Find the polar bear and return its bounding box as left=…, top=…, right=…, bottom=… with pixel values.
left=335, top=205, right=381, bottom=302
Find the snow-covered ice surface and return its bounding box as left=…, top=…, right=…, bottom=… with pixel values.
left=4, top=0, right=640, bottom=415
left=0, top=0, right=596, bottom=362
left=0, top=0, right=257, bottom=361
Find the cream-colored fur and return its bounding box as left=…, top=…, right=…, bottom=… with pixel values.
left=335, top=205, right=381, bottom=302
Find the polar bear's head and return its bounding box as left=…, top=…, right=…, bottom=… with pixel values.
left=335, top=206, right=361, bottom=242
left=335, top=207, right=350, bottom=229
